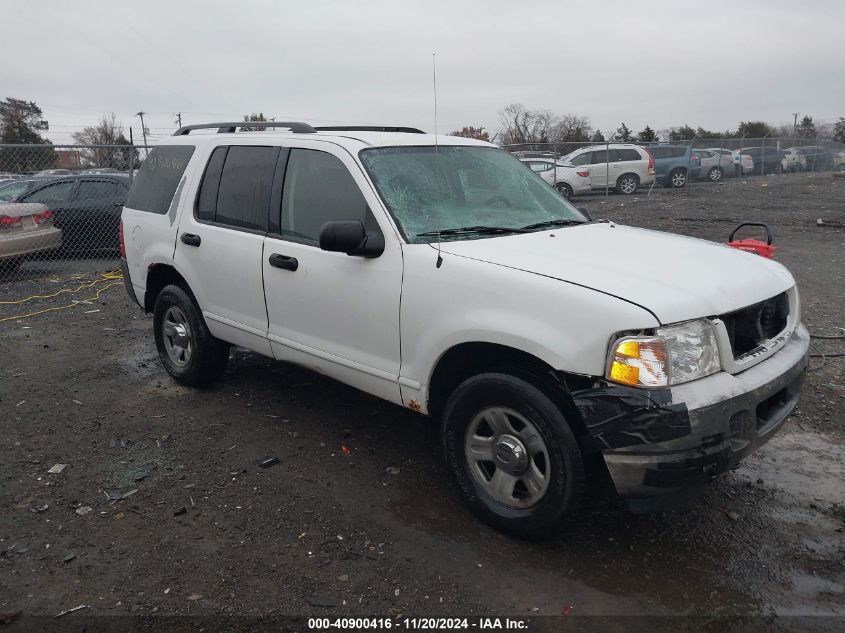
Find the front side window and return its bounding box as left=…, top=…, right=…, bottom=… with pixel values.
left=360, top=146, right=586, bottom=243
left=280, top=149, right=369, bottom=242
left=23, top=180, right=74, bottom=204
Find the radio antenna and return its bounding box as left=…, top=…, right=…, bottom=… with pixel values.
left=433, top=52, right=443, bottom=268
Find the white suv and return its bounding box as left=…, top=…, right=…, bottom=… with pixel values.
left=559, top=144, right=655, bottom=194
left=121, top=122, right=809, bottom=538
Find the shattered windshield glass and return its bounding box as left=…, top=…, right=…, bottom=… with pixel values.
left=359, top=146, right=586, bottom=243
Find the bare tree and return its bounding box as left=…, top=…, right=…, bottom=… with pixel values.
left=498, top=104, right=555, bottom=146
left=551, top=114, right=592, bottom=142
left=450, top=126, right=490, bottom=141
left=71, top=113, right=136, bottom=169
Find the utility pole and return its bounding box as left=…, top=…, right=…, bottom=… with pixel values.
left=792, top=113, right=799, bottom=136
left=174, top=112, right=182, bottom=129
left=136, top=111, right=149, bottom=157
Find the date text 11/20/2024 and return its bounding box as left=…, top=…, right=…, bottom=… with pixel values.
left=307, top=617, right=531, bottom=630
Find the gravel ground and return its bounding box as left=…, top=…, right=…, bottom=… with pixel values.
left=1, top=172, right=843, bottom=631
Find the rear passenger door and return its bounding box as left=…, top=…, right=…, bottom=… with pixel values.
left=173, top=144, right=282, bottom=355
left=262, top=143, right=403, bottom=404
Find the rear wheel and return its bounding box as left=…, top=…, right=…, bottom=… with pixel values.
left=708, top=166, right=723, bottom=181
left=616, top=173, right=639, bottom=195
left=555, top=182, right=573, bottom=198
left=442, top=373, right=584, bottom=539
left=153, top=284, right=230, bottom=386
left=669, top=168, right=687, bottom=188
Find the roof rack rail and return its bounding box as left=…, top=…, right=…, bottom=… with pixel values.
left=173, top=121, right=316, bottom=136
left=314, top=126, right=425, bottom=134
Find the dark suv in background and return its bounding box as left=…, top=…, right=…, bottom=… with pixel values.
left=647, top=145, right=702, bottom=188
left=739, top=147, right=786, bottom=175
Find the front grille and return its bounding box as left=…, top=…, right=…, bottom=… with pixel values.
left=720, top=292, right=789, bottom=359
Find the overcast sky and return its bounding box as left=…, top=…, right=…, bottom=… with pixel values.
left=3, top=0, right=844, bottom=145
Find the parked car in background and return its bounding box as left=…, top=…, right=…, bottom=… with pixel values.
left=832, top=150, right=845, bottom=172
left=0, top=202, right=63, bottom=273
left=519, top=158, right=591, bottom=197
left=696, top=149, right=733, bottom=181
left=0, top=178, right=46, bottom=202
left=645, top=145, right=701, bottom=188
left=560, top=144, right=654, bottom=194
left=738, top=147, right=785, bottom=175
left=0, top=172, right=22, bottom=183
left=731, top=150, right=755, bottom=175
left=781, top=148, right=807, bottom=172
left=13, top=174, right=129, bottom=252
left=786, top=146, right=830, bottom=171
left=34, top=168, right=73, bottom=177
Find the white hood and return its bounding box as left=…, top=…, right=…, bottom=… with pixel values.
left=439, top=223, right=795, bottom=325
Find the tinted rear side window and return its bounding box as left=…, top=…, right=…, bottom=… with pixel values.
left=195, top=146, right=228, bottom=222
left=215, top=146, right=278, bottom=231
left=78, top=179, right=126, bottom=199
left=126, top=145, right=195, bottom=214
left=617, top=148, right=642, bottom=161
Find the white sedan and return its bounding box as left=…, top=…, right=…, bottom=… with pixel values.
left=519, top=158, right=591, bottom=198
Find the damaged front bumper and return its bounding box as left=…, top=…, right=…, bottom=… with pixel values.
left=572, top=325, right=810, bottom=511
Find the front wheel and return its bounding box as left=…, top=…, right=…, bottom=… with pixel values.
left=555, top=182, right=573, bottom=198
left=153, top=284, right=230, bottom=386
left=442, top=373, right=584, bottom=539
left=708, top=166, right=723, bottom=181
left=616, top=173, right=639, bottom=195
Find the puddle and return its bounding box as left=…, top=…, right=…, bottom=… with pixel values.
left=734, top=429, right=845, bottom=505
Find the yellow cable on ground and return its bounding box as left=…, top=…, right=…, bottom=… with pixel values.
left=0, top=269, right=122, bottom=305
left=0, top=275, right=123, bottom=323
left=0, top=270, right=123, bottom=323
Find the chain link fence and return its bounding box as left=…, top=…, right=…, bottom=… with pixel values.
left=0, top=143, right=149, bottom=279
left=504, top=137, right=845, bottom=197
left=0, top=143, right=151, bottom=323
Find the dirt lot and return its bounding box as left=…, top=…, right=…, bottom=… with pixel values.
left=1, top=172, right=844, bottom=631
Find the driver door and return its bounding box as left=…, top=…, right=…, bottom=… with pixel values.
left=262, top=142, right=403, bottom=404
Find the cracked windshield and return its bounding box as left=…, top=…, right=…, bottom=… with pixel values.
left=360, top=146, right=586, bottom=242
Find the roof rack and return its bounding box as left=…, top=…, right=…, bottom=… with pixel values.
left=173, top=121, right=316, bottom=136
left=314, top=126, right=425, bottom=134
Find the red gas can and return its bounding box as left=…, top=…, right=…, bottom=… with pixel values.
left=726, top=222, right=775, bottom=259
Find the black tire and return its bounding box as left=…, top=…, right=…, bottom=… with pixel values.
left=668, top=168, right=687, bottom=188
left=615, top=173, right=639, bottom=195
left=555, top=182, right=573, bottom=198
left=442, top=373, right=584, bottom=539
left=708, top=166, right=723, bottom=182
left=153, top=284, right=230, bottom=386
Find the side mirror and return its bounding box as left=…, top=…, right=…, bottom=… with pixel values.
left=319, top=220, right=384, bottom=258
left=577, top=206, right=593, bottom=221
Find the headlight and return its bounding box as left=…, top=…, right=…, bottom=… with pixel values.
left=606, top=319, right=721, bottom=387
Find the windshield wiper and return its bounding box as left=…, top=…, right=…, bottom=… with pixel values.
left=417, top=225, right=530, bottom=237
left=520, top=219, right=586, bottom=230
